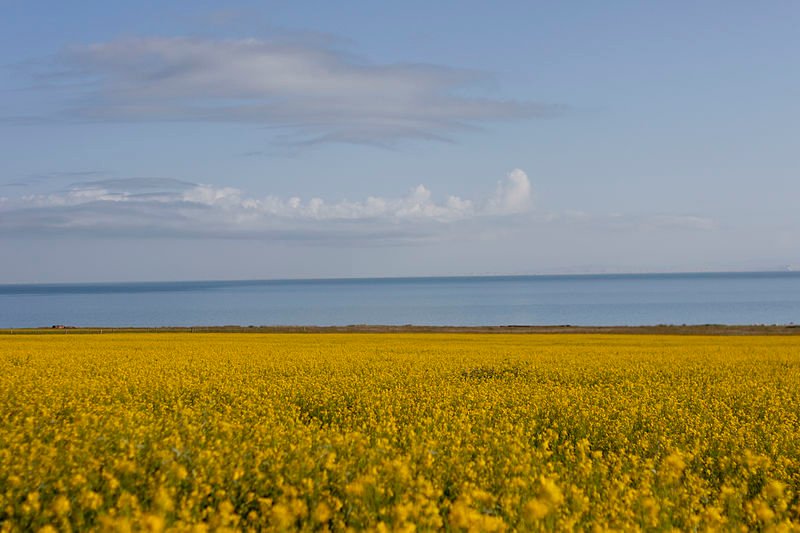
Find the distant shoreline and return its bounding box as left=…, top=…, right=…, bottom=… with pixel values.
left=2, top=324, right=799, bottom=335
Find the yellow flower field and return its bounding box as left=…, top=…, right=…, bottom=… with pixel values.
left=1, top=333, right=799, bottom=531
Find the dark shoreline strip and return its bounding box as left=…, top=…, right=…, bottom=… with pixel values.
left=1, top=325, right=799, bottom=336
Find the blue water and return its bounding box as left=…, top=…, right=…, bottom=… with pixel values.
left=0, top=272, right=799, bottom=328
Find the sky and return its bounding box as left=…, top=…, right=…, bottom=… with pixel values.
left=1, top=1, right=798, bottom=283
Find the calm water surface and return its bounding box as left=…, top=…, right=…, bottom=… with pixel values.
left=1, top=272, right=799, bottom=328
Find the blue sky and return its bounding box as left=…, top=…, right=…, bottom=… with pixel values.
left=1, top=1, right=798, bottom=282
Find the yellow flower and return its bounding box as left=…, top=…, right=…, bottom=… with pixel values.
left=271, top=503, right=293, bottom=529
left=141, top=513, right=165, bottom=532
left=153, top=486, right=173, bottom=512
left=538, top=476, right=564, bottom=506
left=80, top=490, right=103, bottom=510
left=765, top=480, right=786, bottom=499
left=313, top=502, right=332, bottom=523
left=523, top=499, right=550, bottom=521
left=1, top=332, right=799, bottom=531
left=51, top=495, right=71, bottom=517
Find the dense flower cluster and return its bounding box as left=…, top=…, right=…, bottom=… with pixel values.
left=1, top=333, right=799, bottom=531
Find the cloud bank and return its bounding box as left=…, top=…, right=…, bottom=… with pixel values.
left=31, top=37, right=560, bottom=145
left=0, top=170, right=534, bottom=240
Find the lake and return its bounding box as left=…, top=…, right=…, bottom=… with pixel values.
left=1, top=272, right=799, bottom=328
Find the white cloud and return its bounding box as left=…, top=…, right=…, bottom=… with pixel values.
left=0, top=169, right=716, bottom=243
left=0, top=170, right=532, bottom=239
left=176, top=182, right=477, bottom=222
left=487, top=168, right=532, bottom=214
left=32, top=37, right=560, bottom=145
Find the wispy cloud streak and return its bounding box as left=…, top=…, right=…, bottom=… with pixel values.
left=25, top=37, right=561, bottom=145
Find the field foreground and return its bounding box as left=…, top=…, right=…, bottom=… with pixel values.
left=1, top=333, right=799, bottom=531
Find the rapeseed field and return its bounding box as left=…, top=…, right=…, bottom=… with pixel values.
left=1, top=333, right=799, bottom=531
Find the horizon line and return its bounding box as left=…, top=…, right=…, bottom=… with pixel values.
left=1, top=268, right=798, bottom=288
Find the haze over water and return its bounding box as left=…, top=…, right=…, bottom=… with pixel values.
left=1, top=271, right=798, bottom=329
